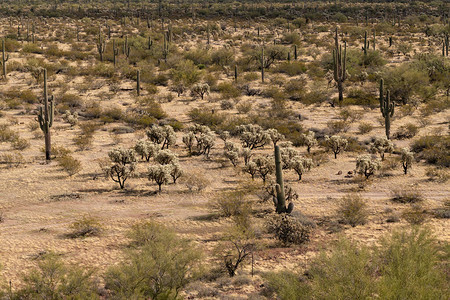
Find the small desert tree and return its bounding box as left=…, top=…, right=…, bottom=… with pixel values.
left=224, top=141, right=240, bottom=167
left=106, top=147, right=137, bottom=189
left=401, top=147, right=414, bottom=174
left=148, top=164, right=171, bottom=192
left=356, top=154, right=381, bottom=179
left=241, top=148, right=253, bottom=165
left=325, top=135, right=348, bottom=159
left=155, top=149, right=179, bottom=165
left=370, top=137, right=394, bottom=161
left=253, top=156, right=274, bottom=184
left=169, top=163, right=183, bottom=183
left=243, top=161, right=258, bottom=179
left=291, top=157, right=313, bottom=181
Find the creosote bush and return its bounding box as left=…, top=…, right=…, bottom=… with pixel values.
left=337, top=193, right=368, bottom=227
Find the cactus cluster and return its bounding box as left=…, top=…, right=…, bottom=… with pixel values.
left=37, top=69, right=54, bottom=161
left=379, top=78, right=394, bottom=140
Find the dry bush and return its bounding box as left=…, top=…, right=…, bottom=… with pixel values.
left=425, top=167, right=449, bottom=183
left=390, top=189, right=424, bottom=203
left=266, top=213, right=312, bottom=246
left=0, top=152, right=25, bottom=168
left=394, top=123, right=419, bottom=139
left=182, top=169, right=210, bottom=192
left=337, top=194, right=368, bottom=227
left=402, top=205, right=427, bottom=225
left=358, top=122, right=373, bottom=134
left=57, top=155, right=82, bottom=176
left=67, top=215, right=102, bottom=238
left=10, top=137, right=30, bottom=150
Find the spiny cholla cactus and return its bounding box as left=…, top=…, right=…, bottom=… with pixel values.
left=190, top=83, right=210, bottom=99
left=134, top=139, right=159, bottom=161
left=291, top=157, right=313, bottom=181
left=253, top=156, right=274, bottom=184
left=219, top=131, right=230, bottom=142
left=169, top=162, right=183, bottom=183
left=241, top=148, right=253, bottom=165
left=356, top=154, right=381, bottom=179
left=280, top=143, right=300, bottom=170
left=146, top=124, right=176, bottom=149
left=155, top=149, right=179, bottom=165
left=237, top=124, right=270, bottom=149
left=243, top=160, right=258, bottom=179
left=401, top=147, right=414, bottom=175
left=184, top=125, right=216, bottom=158
left=148, top=164, right=171, bottom=192
left=266, top=128, right=284, bottom=146
left=325, top=135, right=348, bottom=159
left=370, top=137, right=393, bottom=161
left=106, top=147, right=137, bottom=189
left=224, top=141, right=240, bottom=167
left=62, top=110, right=78, bottom=127
left=301, top=131, right=317, bottom=153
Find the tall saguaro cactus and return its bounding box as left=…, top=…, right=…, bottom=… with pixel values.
left=113, top=39, right=119, bottom=67
left=37, top=69, right=54, bottom=161
left=261, top=47, right=265, bottom=83
left=1, top=39, right=9, bottom=79
left=363, top=30, right=368, bottom=55
left=332, top=28, right=347, bottom=104
left=379, top=79, right=394, bottom=140
left=274, top=145, right=294, bottom=214
left=97, top=28, right=105, bottom=62
left=136, top=70, right=141, bottom=96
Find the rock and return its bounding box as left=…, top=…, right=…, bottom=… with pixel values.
left=337, top=170, right=342, bottom=175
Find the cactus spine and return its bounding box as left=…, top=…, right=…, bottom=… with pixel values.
left=97, top=27, right=105, bottom=62
left=274, top=145, right=293, bottom=214
left=380, top=79, right=394, bottom=140
left=1, top=39, right=9, bottom=79
left=136, top=70, right=141, bottom=96
left=37, top=69, right=54, bottom=161
left=332, top=28, right=347, bottom=104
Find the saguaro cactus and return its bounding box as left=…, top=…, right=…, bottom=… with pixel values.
left=332, top=28, right=347, bottom=104
left=234, top=65, right=238, bottom=82
left=37, top=69, right=54, bottom=161
left=294, top=44, right=298, bottom=60
left=274, top=145, right=294, bottom=214
left=379, top=79, right=394, bottom=140
left=113, top=39, right=119, bottom=67
left=363, top=30, right=368, bottom=55
left=97, top=28, right=106, bottom=62
left=261, top=47, right=265, bottom=83
left=1, top=39, right=9, bottom=79
left=136, top=70, right=141, bottom=96
left=373, top=30, right=376, bottom=50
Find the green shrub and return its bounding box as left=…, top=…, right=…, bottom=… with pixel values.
left=104, top=221, right=202, bottom=299
left=275, top=61, right=307, bottom=76
left=13, top=252, right=98, bottom=299
left=411, top=135, right=449, bottom=167
left=188, top=108, right=226, bottom=129
left=337, top=194, right=368, bottom=227
left=217, top=82, right=241, bottom=99
left=57, top=155, right=82, bottom=176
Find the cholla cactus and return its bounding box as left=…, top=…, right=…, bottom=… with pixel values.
left=325, top=135, right=348, bottom=159
left=190, top=83, right=210, bottom=99
left=182, top=132, right=195, bottom=154
left=237, top=124, right=271, bottom=149
left=169, top=162, right=183, bottom=183
left=301, top=131, right=317, bottom=153
left=266, top=128, right=284, bottom=146
left=106, top=147, right=137, bottom=189
left=134, top=139, right=159, bottom=161
left=280, top=146, right=300, bottom=170
left=356, top=154, right=381, bottom=179
left=155, top=149, right=179, bottom=165
left=224, top=141, right=240, bottom=167
left=146, top=124, right=176, bottom=149
left=197, top=131, right=215, bottom=158
left=241, top=148, right=252, bottom=165
left=62, top=110, right=78, bottom=127
left=243, top=160, right=258, bottom=179
left=401, top=147, right=414, bottom=175
left=148, top=164, right=171, bottom=192
left=253, top=156, right=274, bottom=184
left=219, top=131, right=230, bottom=142
left=291, top=157, right=313, bottom=181
left=370, top=137, right=394, bottom=161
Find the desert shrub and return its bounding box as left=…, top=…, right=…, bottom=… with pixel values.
left=188, top=108, right=226, bottom=129
left=0, top=152, right=25, bottom=168
left=344, top=88, right=378, bottom=107
left=10, top=137, right=30, bottom=150
left=266, top=214, right=311, bottom=246
left=213, top=189, right=252, bottom=219
left=394, top=123, right=419, bottom=139
left=220, top=100, right=234, bottom=110
left=104, top=221, right=202, bottom=299
left=67, top=215, right=102, bottom=238
left=182, top=169, right=210, bottom=192
left=0, top=124, right=18, bottom=142
left=411, top=135, right=449, bottom=167
left=101, top=106, right=123, bottom=123
left=402, top=205, right=427, bottom=225
left=326, top=120, right=350, bottom=134
left=425, top=167, right=449, bottom=182
left=337, top=194, right=368, bottom=227
left=275, top=61, right=307, bottom=76
left=236, top=101, right=252, bottom=114
left=57, top=155, right=82, bottom=176
left=18, top=90, right=38, bottom=104
left=59, top=93, right=83, bottom=108
left=12, top=252, right=98, bottom=299
left=358, top=122, right=373, bottom=134
left=324, top=135, right=347, bottom=159
left=390, top=189, right=424, bottom=203
left=432, top=201, right=450, bottom=219
left=263, top=271, right=309, bottom=300
left=217, top=82, right=241, bottom=99
left=73, top=122, right=98, bottom=150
